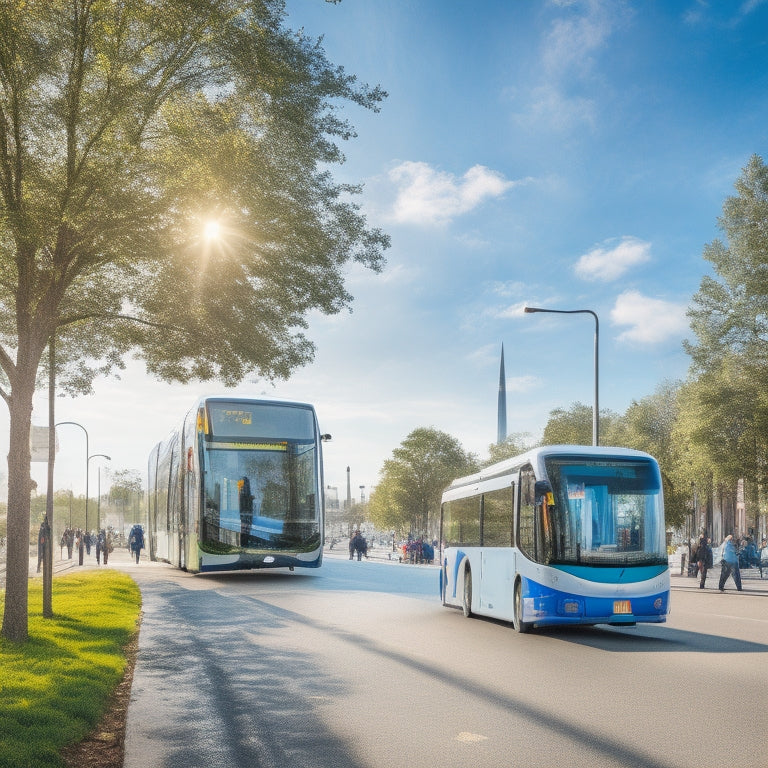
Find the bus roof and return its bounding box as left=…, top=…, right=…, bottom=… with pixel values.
left=442, top=444, right=658, bottom=499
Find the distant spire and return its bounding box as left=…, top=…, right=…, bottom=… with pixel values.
left=497, top=343, right=507, bottom=445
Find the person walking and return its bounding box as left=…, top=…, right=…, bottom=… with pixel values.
left=102, top=529, right=111, bottom=565
left=129, top=524, right=145, bottom=564
left=36, top=521, right=48, bottom=573
left=96, top=529, right=106, bottom=565
left=718, top=534, right=742, bottom=592
left=696, top=531, right=712, bottom=589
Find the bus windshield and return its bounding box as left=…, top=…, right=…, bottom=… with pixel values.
left=544, top=456, right=667, bottom=567
left=200, top=402, right=321, bottom=553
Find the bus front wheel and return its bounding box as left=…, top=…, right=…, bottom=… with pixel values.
left=462, top=569, right=473, bottom=618
left=513, top=580, right=531, bottom=633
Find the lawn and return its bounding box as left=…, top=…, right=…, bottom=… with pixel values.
left=0, top=571, right=142, bottom=768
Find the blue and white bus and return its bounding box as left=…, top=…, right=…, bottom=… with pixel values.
left=148, top=396, right=328, bottom=573
left=439, top=445, right=669, bottom=632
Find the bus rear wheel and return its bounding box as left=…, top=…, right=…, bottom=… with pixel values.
left=513, top=580, right=531, bottom=633
left=462, top=569, right=473, bottom=618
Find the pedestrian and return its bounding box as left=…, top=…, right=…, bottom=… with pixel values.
left=36, top=521, right=47, bottom=573
left=696, top=530, right=712, bottom=589
left=96, top=529, right=105, bottom=565
left=353, top=531, right=368, bottom=561
left=129, top=524, right=145, bottom=564
left=759, top=537, right=767, bottom=579
left=62, top=528, right=74, bottom=559
left=718, top=534, right=742, bottom=592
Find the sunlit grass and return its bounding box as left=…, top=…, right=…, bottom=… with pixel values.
left=0, top=571, right=142, bottom=768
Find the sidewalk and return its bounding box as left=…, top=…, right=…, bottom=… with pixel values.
left=670, top=563, right=768, bottom=593
left=9, top=543, right=146, bottom=587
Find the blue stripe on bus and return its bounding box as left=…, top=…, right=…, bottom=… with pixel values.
left=451, top=550, right=467, bottom=598
left=550, top=563, right=668, bottom=584
left=520, top=575, right=668, bottom=627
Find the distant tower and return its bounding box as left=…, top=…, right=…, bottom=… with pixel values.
left=497, top=343, right=507, bottom=445
left=346, top=466, right=352, bottom=510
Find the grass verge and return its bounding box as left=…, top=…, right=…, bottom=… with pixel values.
left=0, top=571, right=142, bottom=768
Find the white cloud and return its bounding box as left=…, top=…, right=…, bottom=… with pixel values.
left=510, top=0, right=625, bottom=133
left=495, top=301, right=532, bottom=319
left=490, top=280, right=529, bottom=298
left=574, top=236, right=651, bottom=281
left=388, top=161, right=514, bottom=226
left=507, top=375, right=538, bottom=393
left=524, top=84, right=597, bottom=132
left=610, top=290, right=689, bottom=344
left=542, top=1, right=615, bottom=78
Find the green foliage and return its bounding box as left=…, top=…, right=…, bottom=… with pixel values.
left=0, top=0, right=390, bottom=393
left=542, top=402, right=594, bottom=446
left=368, top=427, right=477, bottom=537
left=686, top=155, right=768, bottom=375
left=1, top=0, right=389, bottom=641
left=683, top=154, right=768, bottom=532
left=0, top=571, right=141, bottom=767
left=541, top=402, right=622, bottom=447
left=484, top=432, right=536, bottom=466
left=108, top=469, right=143, bottom=507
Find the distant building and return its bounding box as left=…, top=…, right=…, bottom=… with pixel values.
left=497, top=343, right=507, bottom=445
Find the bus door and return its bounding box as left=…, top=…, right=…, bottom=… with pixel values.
left=479, top=486, right=516, bottom=618
left=480, top=549, right=514, bottom=618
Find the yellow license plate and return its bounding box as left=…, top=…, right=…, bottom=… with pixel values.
left=613, top=600, right=632, bottom=614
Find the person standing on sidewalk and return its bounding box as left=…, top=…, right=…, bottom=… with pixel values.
left=718, top=534, right=742, bottom=592
left=696, top=531, right=713, bottom=589
left=36, top=521, right=48, bottom=573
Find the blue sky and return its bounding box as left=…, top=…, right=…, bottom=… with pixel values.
left=10, top=0, right=768, bottom=504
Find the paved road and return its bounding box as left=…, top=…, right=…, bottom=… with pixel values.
left=107, top=550, right=768, bottom=768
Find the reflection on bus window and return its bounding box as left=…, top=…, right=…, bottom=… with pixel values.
left=544, top=456, right=666, bottom=567
left=202, top=441, right=320, bottom=553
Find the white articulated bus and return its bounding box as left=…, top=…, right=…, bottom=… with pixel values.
left=148, top=396, right=327, bottom=573
left=440, top=445, right=669, bottom=632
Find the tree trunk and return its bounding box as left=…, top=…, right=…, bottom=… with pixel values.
left=1, top=366, right=38, bottom=642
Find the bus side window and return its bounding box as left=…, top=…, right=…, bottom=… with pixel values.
left=482, top=485, right=514, bottom=547
left=443, top=497, right=481, bottom=547
left=518, top=466, right=536, bottom=559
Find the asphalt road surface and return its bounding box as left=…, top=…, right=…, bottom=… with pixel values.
left=121, top=552, right=768, bottom=768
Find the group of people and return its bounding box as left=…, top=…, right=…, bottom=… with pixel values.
left=401, top=537, right=435, bottom=564
left=692, top=530, right=768, bottom=591
left=56, top=527, right=114, bottom=565
left=35, top=522, right=145, bottom=571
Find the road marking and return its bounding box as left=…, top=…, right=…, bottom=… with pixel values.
left=456, top=732, right=488, bottom=743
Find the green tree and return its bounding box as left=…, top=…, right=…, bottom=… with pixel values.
left=542, top=402, right=621, bottom=447
left=674, top=359, right=768, bottom=533
left=618, top=381, right=690, bottom=528
left=484, top=432, right=536, bottom=466
left=0, top=1, right=388, bottom=641
left=686, top=155, right=768, bottom=376
left=109, top=468, right=143, bottom=529
left=368, top=428, right=477, bottom=538
left=368, top=473, right=410, bottom=535
left=684, top=154, right=768, bottom=537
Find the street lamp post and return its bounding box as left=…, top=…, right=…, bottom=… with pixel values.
left=88, top=454, right=111, bottom=531
left=56, top=421, right=89, bottom=527
left=524, top=306, right=600, bottom=446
